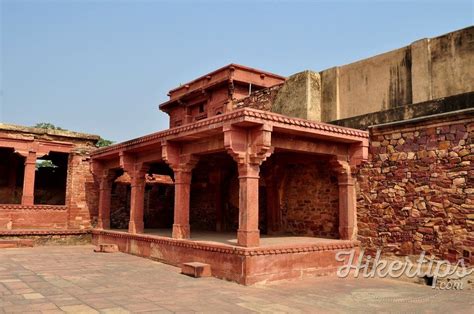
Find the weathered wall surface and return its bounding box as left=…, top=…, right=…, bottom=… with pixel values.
left=0, top=205, right=69, bottom=229
left=430, top=29, right=474, bottom=100
left=321, top=26, right=474, bottom=121
left=272, top=71, right=321, bottom=121
left=356, top=111, right=473, bottom=264
left=281, top=161, right=339, bottom=239
left=66, top=150, right=99, bottom=229
left=231, top=27, right=473, bottom=125
left=233, top=84, right=282, bottom=111
left=0, top=124, right=100, bottom=230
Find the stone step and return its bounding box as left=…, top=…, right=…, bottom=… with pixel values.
left=0, top=239, right=34, bottom=248
left=181, top=262, right=211, bottom=278
left=94, top=243, right=118, bottom=253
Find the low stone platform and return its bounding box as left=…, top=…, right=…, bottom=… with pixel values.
left=0, top=239, right=34, bottom=248
left=92, top=229, right=358, bottom=285
left=0, top=229, right=91, bottom=246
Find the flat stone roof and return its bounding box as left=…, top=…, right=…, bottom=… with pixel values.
left=92, top=107, right=368, bottom=158
left=0, top=123, right=100, bottom=142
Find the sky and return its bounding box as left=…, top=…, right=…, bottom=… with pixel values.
left=1, top=0, right=473, bottom=142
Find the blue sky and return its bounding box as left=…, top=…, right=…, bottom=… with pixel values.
left=1, top=0, right=473, bottom=142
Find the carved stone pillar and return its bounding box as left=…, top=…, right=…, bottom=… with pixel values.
left=97, top=172, right=115, bottom=229
left=162, top=141, right=198, bottom=239
left=128, top=164, right=149, bottom=234
left=224, top=124, right=273, bottom=247
left=172, top=167, right=193, bottom=239
left=21, top=152, right=37, bottom=206
left=91, top=160, right=116, bottom=230
left=236, top=162, right=261, bottom=247
left=331, top=159, right=357, bottom=240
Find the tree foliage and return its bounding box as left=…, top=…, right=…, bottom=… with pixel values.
left=33, top=122, right=65, bottom=130
left=33, top=122, right=113, bottom=148
left=36, top=160, right=57, bottom=169
left=96, top=137, right=114, bottom=147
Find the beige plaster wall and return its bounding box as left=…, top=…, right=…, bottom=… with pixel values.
left=272, top=71, right=321, bottom=121
left=264, top=27, right=472, bottom=123
left=319, top=26, right=473, bottom=121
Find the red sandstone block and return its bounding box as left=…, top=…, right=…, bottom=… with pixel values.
left=0, top=243, right=16, bottom=248
left=181, top=262, right=211, bottom=278
left=0, top=239, right=33, bottom=248
left=94, top=243, right=118, bottom=253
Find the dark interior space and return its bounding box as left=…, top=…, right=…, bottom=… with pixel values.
left=0, top=147, right=25, bottom=204
left=34, top=152, right=69, bottom=205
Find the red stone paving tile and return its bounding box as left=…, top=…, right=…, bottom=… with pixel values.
left=1, top=246, right=473, bottom=313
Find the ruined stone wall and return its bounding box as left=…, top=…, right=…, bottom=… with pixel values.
left=0, top=124, right=100, bottom=230
left=66, top=150, right=99, bottom=229
left=0, top=205, right=69, bottom=229
left=281, top=161, right=339, bottom=238
left=356, top=112, right=473, bottom=264
left=233, top=84, right=282, bottom=111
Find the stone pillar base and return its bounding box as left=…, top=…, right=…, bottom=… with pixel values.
left=172, top=224, right=190, bottom=239
left=339, top=226, right=355, bottom=241
left=21, top=195, right=34, bottom=206
left=237, top=229, right=260, bottom=247
left=98, top=219, right=110, bottom=230
left=128, top=221, right=144, bottom=234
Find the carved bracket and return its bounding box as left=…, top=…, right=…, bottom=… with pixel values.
left=91, top=161, right=116, bottom=190
left=161, top=140, right=198, bottom=173
left=349, top=139, right=369, bottom=167
left=119, top=152, right=149, bottom=186
left=223, top=123, right=273, bottom=167
left=330, top=157, right=354, bottom=183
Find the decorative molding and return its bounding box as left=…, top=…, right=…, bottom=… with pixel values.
left=0, top=229, right=90, bottom=236
left=92, top=229, right=359, bottom=257
left=0, top=204, right=68, bottom=211
left=93, top=108, right=369, bottom=156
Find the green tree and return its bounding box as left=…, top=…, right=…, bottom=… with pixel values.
left=96, top=137, right=114, bottom=148
left=35, top=160, right=57, bottom=169
left=33, top=122, right=65, bottom=130
left=33, top=122, right=113, bottom=148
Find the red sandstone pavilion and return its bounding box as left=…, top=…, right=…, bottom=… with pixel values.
left=1, top=27, right=472, bottom=285
left=90, top=64, right=369, bottom=284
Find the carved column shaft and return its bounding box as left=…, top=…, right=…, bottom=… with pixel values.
left=237, top=162, right=261, bottom=247
left=21, top=152, right=37, bottom=206
left=162, top=141, right=198, bottom=240
left=172, top=168, right=193, bottom=239
left=128, top=166, right=148, bottom=234
left=98, top=173, right=114, bottom=229
left=331, top=159, right=357, bottom=241
left=338, top=174, right=356, bottom=240
left=224, top=124, right=273, bottom=247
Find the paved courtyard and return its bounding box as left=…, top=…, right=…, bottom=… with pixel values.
left=0, top=246, right=472, bottom=313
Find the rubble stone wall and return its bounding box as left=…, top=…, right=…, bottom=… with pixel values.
left=281, top=161, right=339, bottom=238
left=356, top=112, right=473, bottom=264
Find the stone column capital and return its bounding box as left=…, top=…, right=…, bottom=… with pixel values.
left=330, top=157, right=355, bottom=183
left=237, top=162, right=260, bottom=179
left=224, top=123, right=273, bottom=166
left=161, top=140, right=198, bottom=173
